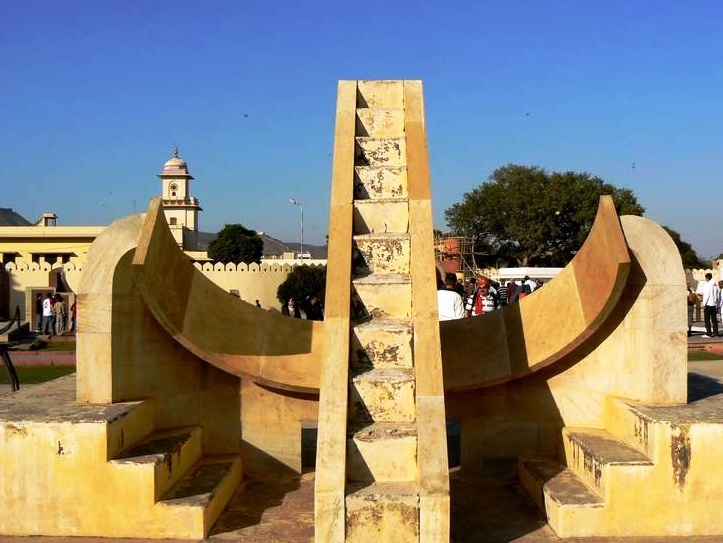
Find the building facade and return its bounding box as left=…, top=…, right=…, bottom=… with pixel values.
left=0, top=150, right=326, bottom=323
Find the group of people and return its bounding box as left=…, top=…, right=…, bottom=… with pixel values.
left=437, top=273, right=544, bottom=321
left=35, top=292, right=76, bottom=337
left=281, top=294, right=324, bottom=321
left=277, top=274, right=545, bottom=323
left=694, top=272, right=723, bottom=338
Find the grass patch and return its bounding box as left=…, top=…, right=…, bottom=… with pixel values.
left=38, top=340, right=76, bottom=352
left=688, top=351, right=723, bottom=361
left=0, top=365, right=75, bottom=385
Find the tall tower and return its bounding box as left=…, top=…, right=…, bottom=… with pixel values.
left=157, top=147, right=202, bottom=248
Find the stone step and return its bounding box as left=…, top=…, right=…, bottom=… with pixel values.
left=354, top=166, right=408, bottom=200
left=352, top=274, right=411, bottom=320
left=347, top=422, right=417, bottom=483
left=356, top=80, right=404, bottom=108
left=105, top=400, right=157, bottom=461
left=604, top=397, right=661, bottom=461
left=353, top=198, right=409, bottom=235
left=562, top=427, right=653, bottom=500
left=350, top=368, right=415, bottom=423
left=353, top=233, right=410, bottom=275
left=159, top=454, right=243, bottom=537
left=355, top=137, right=406, bottom=167
left=518, top=456, right=605, bottom=539
left=356, top=107, right=405, bottom=138
left=345, top=481, right=420, bottom=543
left=0, top=375, right=155, bottom=462
left=110, top=426, right=203, bottom=501
left=351, top=319, right=413, bottom=371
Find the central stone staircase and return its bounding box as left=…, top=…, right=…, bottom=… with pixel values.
left=345, top=80, right=420, bottom=542
left=314, top=80, right=448, bottom=542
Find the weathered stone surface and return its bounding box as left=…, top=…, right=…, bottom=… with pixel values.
left=356, top=108, right=404, bottom=138
left=347, top=422, right=417, bottom=482
left=355, top=137, right=406, bottom=167
left=353, top=234, right=410, bottom=275
left=351, top=319, right=413, bottom=370
left=353, top=199, right=409, bottom=235
left=354, top=166, right=408, bottom=199
left=349, top=368, right=416, bottom=423
left=352, top=275, right=412, bottom=320
left=345, top=481, right=420, bottom=543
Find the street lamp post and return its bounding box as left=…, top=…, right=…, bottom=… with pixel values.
left=288, top=198, right=304, bottom=259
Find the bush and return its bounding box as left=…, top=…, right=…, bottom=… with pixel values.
left=276, top=265, right=327, bottom=309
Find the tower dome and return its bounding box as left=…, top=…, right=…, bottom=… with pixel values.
left=163, top=146, right=188, bottom=171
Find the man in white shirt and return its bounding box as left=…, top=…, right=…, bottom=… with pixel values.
left=702, top=273, right=719, bottom=338
left=41, top=292, right=54, bottom=337
left=437, top=272, right=465, bottom=321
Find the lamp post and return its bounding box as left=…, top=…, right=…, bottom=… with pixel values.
left=288, top=198, right=304, bottom=259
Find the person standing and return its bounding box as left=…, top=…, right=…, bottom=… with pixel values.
left=687, top=287, right=699, bottom=337
left=702, top=273, right=719, bottom=338
left=53, top=294, right=66, bottom=336
left=34, top=293, right=43, bottom=332
left=304, top=294, right=325, bottom=321
left=281, top=297, right=302, bottom=318
left=437, top=272, right=465, bottom=321
left=465, top=277, right=499, bottom=317
left=497, top=281, right=509, bottom=307
left=69, top=297, right=77, bottom=334
left=42, top=293, right=54, bottom=337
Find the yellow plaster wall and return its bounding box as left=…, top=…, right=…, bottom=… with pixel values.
left=240, top=378, right=319, bottom=476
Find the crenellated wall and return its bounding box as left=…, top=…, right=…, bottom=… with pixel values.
left=3, top=258, right=326, bottom=323
left=192, top=260, right=326, bottom=311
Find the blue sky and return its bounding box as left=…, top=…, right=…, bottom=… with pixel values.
left=2, top=1, right=722, bottom=257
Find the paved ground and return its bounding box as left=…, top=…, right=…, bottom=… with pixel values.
left=2, top=333, right=75, bottom=367
left=2, top=335, right=723, bottom=541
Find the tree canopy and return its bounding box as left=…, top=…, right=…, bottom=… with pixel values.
left=207, top=224, right=263, bottom=265
left=663, top=226, right=709, bottom=269
left=443, top=164, right=645, bottom=266
left=277, top=264, right=327, bottom=307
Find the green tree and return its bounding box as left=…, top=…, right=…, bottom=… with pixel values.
left=207, top=224, right=263, bottom=264
left=662, top=226, right=709, bottom=269
left=444, top=164, right=645, bottom=266
left=277, top=264, right=327, bottom=307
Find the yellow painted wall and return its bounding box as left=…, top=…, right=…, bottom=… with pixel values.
left=0, top=225, right=326, bottom=322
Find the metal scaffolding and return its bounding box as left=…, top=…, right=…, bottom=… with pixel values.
left=434, top=234, right=481, bottom=278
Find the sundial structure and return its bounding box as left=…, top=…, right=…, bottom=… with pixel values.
left=1, top=81, right=722, bottom=542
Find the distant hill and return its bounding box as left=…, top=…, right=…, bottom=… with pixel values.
left=0, top=208, right=32, bottom=226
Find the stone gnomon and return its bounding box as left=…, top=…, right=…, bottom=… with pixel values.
left=0, top=80, right=722, bottom=541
